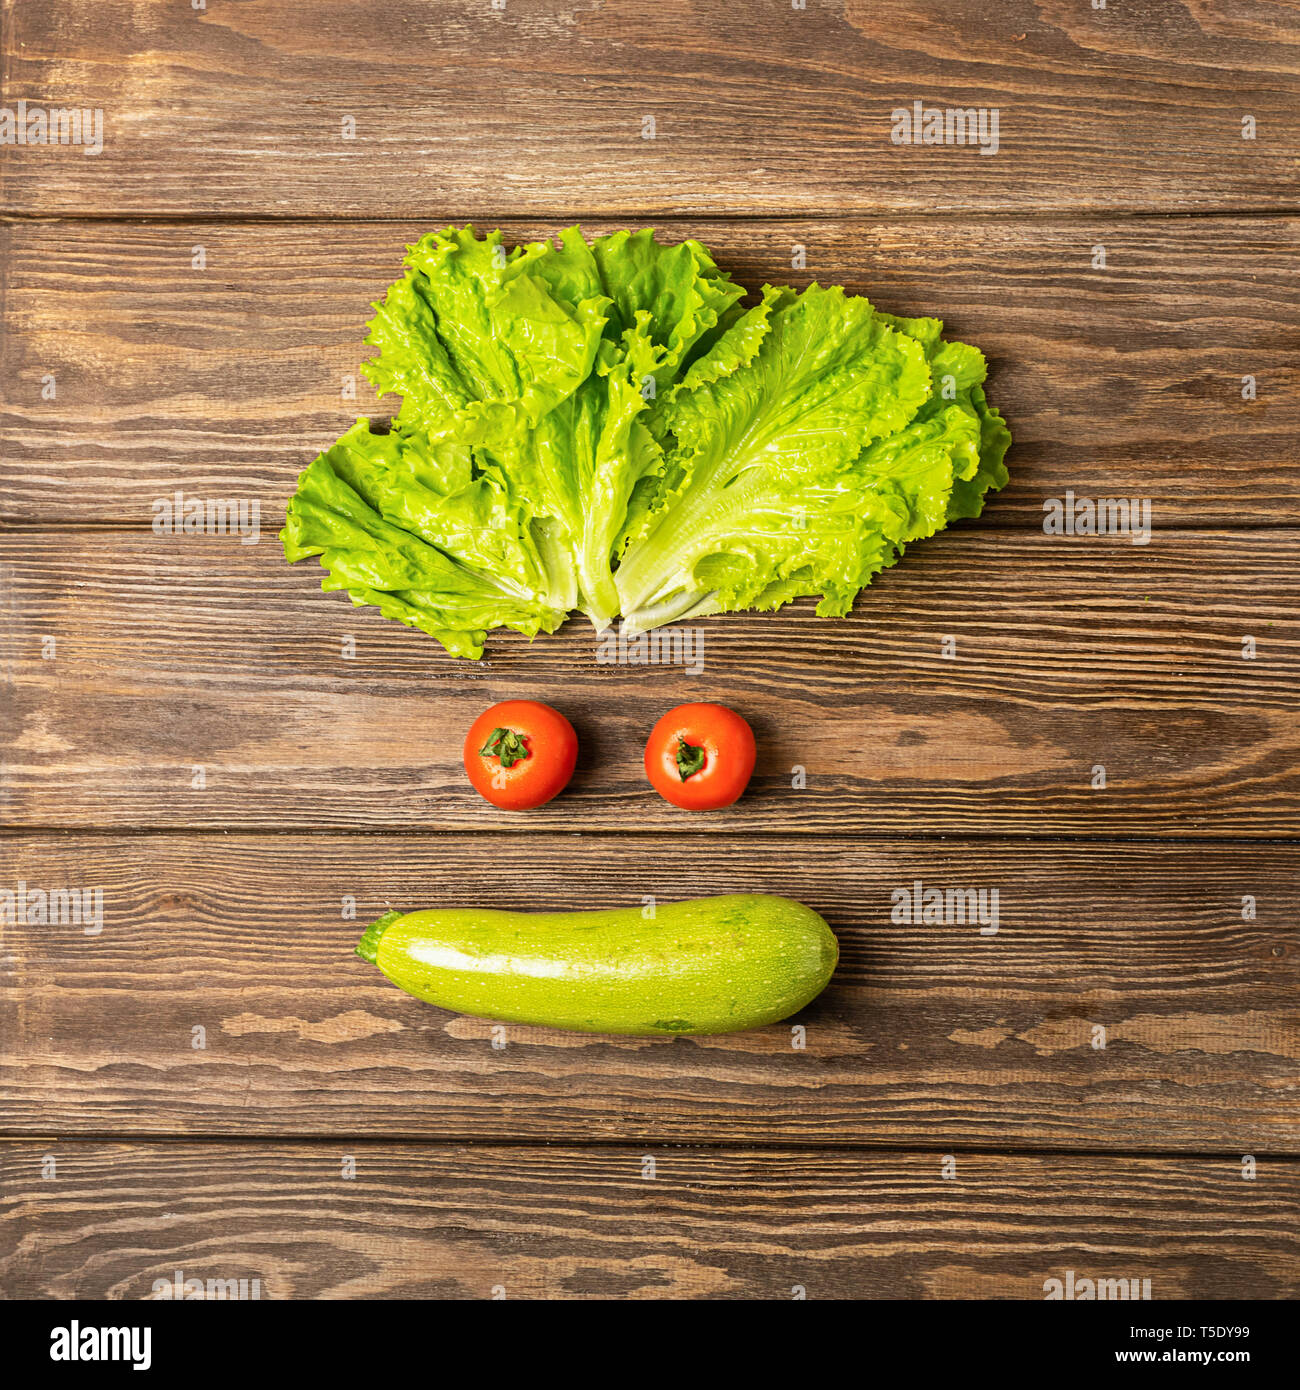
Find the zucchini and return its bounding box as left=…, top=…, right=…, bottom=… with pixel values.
left=356, top=893, right=838, bottom=1036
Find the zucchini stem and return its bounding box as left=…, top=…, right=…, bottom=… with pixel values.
left=356, top=909, right=404, bottom=964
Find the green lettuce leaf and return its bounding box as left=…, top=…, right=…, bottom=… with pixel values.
left=363, top=225, right=608, bottom=446
left=612, top=284, right=933, bottom=627
left=467, top=228, right=749, bottom=628
left=282, top=420, right=566, bottom=659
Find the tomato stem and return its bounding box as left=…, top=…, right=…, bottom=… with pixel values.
left=480, top=727, right=530, bottom=768
left=675, top=737, right=707, bottom=782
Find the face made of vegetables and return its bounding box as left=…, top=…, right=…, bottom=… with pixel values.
left=281, top=226, right=1010, bottom=659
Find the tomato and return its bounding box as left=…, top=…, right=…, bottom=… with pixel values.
left=644, top=702, right=756, bottom=810
left=464, top=700, right=578, bottom=810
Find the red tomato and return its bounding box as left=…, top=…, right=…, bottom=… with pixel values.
left=464, top=701, right=578, bottom=810
left=644, top=702, right=756, bottom=810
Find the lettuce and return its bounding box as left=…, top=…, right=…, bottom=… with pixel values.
left=282, top=226, right=1010, bottom=658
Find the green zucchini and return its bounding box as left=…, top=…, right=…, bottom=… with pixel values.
left=356, top=893, right=838, bottom=1036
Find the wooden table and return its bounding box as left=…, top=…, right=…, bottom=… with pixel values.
left=2, top=0, right=1298, bottom=1300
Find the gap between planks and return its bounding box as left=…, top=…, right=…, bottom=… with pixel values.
left=5, top=521, right=1299, bottom=533
left=3, top=208, right=1300, bottom=226
left=10, top=1134, right=1299, bottom=1163
left=4, top=827, right=1300, bottom=846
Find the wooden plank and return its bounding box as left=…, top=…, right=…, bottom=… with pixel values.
left=2, top=834, right=1296, bottom=1148
left=2, top=217, right=1297, bottom=525
left=2, top=529, right=1298, bottom=836
left=3, top=2, right=1299, bottom=217
left=2, top=1141, right=1297, bottom=1299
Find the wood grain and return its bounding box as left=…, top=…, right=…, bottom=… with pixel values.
left=2, top=834, right=1296, bottom=1148
left=2, top=217, right=1297, bottom=525
left=2, top=1, right=1299, bottom=217
left=3, top=1141, right=1297, bottom=1299
left=2, top=529, right=1298, bottom=835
